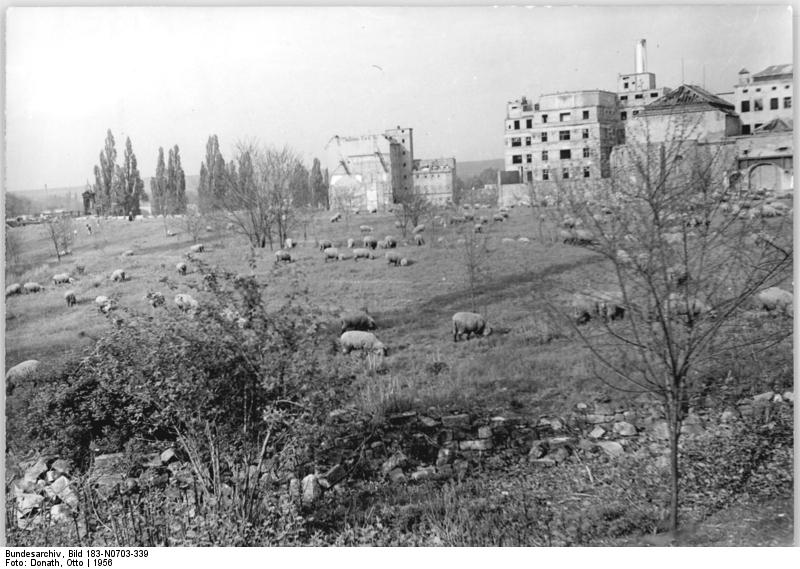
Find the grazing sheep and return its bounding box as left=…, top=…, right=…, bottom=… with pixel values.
left=359, top=225, right=374, bottom=234
left=758, top=205, right=778, bottom=218
left=363, top=235, right=378, bottom=250
left=275, top=250, right=292, bottom=263
left=323, top=247, right=340, bottom=262
left=501, top=237, right=515, bottom=244
left=346, top=238, right=355, bottom=249
left=202, top=273, right=217, bottom=291
left=52, top=273, right=72, bottom=285
left=399, top=258, right=409, bottom=266
left=330, top=213, right=342, bottom=223
left=412, top=224, right=425, bottom=234
left=64, top=290, right=77, bottom=307
left=474, top=224, right=483, bottom=233
left=517, top=237, right=530, bottom=244
left=493, top=214, right=505, bottom=222
left=450, top=216, right=465, bottom=224
left=95, top=296, right=117, bottom=314
left=562, top=229, right=594, bottom=246
left=176, top=262, right=188, bottom=275
left=189, top=243, right=205, bottom=253
left=352, top=247, right=374, bottom=261
left=5, top=283, right=22, bottom=297
left=381, top=236, right=397, bottom=249
left=452, top=312, right=492, bottom=342
left=664, top=293, right=712, bottom=320
left=318, top=239, right=333, bottom=251
left=595, top=291, right=626, bottom=322
left=174, top=293, right=199, bottom=312
left=6, top=360, right=40, bottom=394
left=111, top=269, right=127, bottom=282
left=464, top=213, right=475, bottom=221
left=122, top=249, right=134, bottom=257
left=479, top=216, right=489, bottom=224
left=23, top=282, right=44, bottom=294
left=145, top=291, right=165, bottom=309
left=754, top=287, right=793, bottom=313
left=571, top=293, right=598, bottom=325
left=226, top=222, right=235, bottom=230
left=340, top=311, right=377, bottom=333
left=386, top=251, right=402, bottom=266
left=414, top=234, right=425, bottom=246
left=340, top=330, right=387, bottom=356
left=166, top=230, right=177, bottom=237
left=285, top=238, right=295, bottom=249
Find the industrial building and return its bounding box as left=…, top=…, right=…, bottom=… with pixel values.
left=617, top=39, right=671, bottom=122
left=411, top=158, right=457, bottom=205
left=734, top=64, right=793, bottom=135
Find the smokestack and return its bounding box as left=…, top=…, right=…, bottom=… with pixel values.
left=635, top=39, right=647, bottom=73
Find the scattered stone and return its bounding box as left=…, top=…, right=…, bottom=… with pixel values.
left=301, top=474, right=322, bottom=505
left=490, top=416, right=509, bottom=426
left=594, top=402, right=613, bottom=415
left=477, top=426, right=493, bottom=439
left=613, top=413, right=625, bottom=422
left=588, top=426, right=606, bottom=439
left=720, top=407, right=740, bottom=423
left=551, top=447, right=570, bottom=464
left=288, top=477, right=300, bottom=498
left=772, top=393, right=783, bottom=403
left=549, top=418, right=564, bottom=431
left=460, top=439, right=493, bottom=451
left=419, top=416, right=440, bottom=428
left=159, top=448, right=177, bottom=464
left=623, top=410, right=637, bottom=422
left=783, top=391, right=794, bottom=403
left=387, top=411, right=417, bottom=424
left=24, top=459, right=49, bottom=484
left=436, top=448, right=454, bottom=467
left=50, top=459, right=73, bottom=476
left=370, top=441, right=385, bottom=456
left=681, top=423, right=705, bottom=436
left=753, top=391, right=775, bottom=402
left=585, top=414, right=607, bottom=424
left=453, top=459, right=469, bottom=478
left=575, top=402, right=588, bottom=411
left=613, top=421, right=637, bottom=436
left=50, top=504, right=73, bottom=524
left=596, top=441, right=624, bottom=458
left=441, top=413, right=471, bottom=428
left=388, top=468, right=407, bottom=484
left=325, top=464, right=346, bottom=486
left=381, top=451, right=408, bottom=475
left=93, top=453, right=125, bottom=473
left=410, top=466, right=436, bottom=482
left=17, top=493, right=44, bottom=515
left=529, top=441, right=548, bottom=459
left=328, top=408, right=349, bottom=420
left=651, top=421, right=670, bottom=440
left=529, top=458, right=557, bottom=467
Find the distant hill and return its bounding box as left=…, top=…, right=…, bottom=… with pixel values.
left=455, top=159, right=504, bottom=180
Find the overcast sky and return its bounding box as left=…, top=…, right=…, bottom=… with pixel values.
left=4, top=5, right=794, bottom=192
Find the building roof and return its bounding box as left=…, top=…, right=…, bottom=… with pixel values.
left=752, top=64, right=793, bottom=80
left=755, top=117, right=794, bottom=133
left=642, top=84, right=736, bottom=114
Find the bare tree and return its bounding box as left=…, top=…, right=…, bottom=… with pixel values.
left=42, top=216, right=75, bottom=262
left=183, top=206, right=205, bottom=243
left=456, top=223, right=491, bottom=313
left=548, top=114, right=793, bottom=531
left=331, top=186, right=358, bottom=229
left=394, top=188, right=432, bottom=237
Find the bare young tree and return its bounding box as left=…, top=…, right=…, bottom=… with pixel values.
left=42, top=216, right=75, bottom=262
left=549, top=114, right=793, bottom=531
left=331, top=186, right=358, bottom=229
left=456, top=222, right=491, bottom=313
left=394, top=188, right=431, bottom=237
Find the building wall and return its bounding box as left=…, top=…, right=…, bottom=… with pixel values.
left=734, top=131, right=793, bottom=191
left=625, top=108, right=741, bottom=144
left=504, top=90, right=623, bottom=185
left=734, top=69, right=793, bottom=135
left=412, top=158, right=456, bottom=205
left=385, top=127, right=414, bottom=198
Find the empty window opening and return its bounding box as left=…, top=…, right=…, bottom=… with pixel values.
left=582, top=110, right=590, bottom=119
left=541, top=132, right=548, bottom=142
left=583, top=167, right=590, bottom=178
left=542, top=169, right=550, bottom=181
left=512, top=155, right=522, bottom=164
left=560, top=112, right=571, bottom=122
left=562, top=169, right=570, bottom=179
left=560, top=149, right=571, bottom=160
left=583, top=147, right=590, bottom=158
left=559, top=130, right=571, bottom=141
left=526, top=118, right=533, bottom=128
left=754, top=99, right=763, bottom=111
left=784, top=96, right=792, bottom=108
left=542, top=114, right=548, bottom=123
left=542, top=150, right=549, bottom=161
left=582, top=129, right=589, bottom=139
left=741, top=101, right=750, bottom=113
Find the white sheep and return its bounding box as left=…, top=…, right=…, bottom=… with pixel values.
left=399, top=258, right=409, bottom=267
left=664, top=293, right=713, bottom=320
left=754, top=287, right=793, bottom=313
left=346, top=238, right=355, bottom=249
left=95, top=295, right=117, bottom=314
left=285, top=238, right=295, bottom=249
left=23, top=282, right=44, bottom=294
left=318, top=239, right=333, bottom=251
left=174, top=293, right=199, bottom=313
left=111, top=269, right=127, bottom=282
left=145, top=291, right=166, bottom=309
left=412, top=224, right=425, bottom=234
left=363, top=235, right=378, bottom=249
left=6, top=360, right=40, bottom=393
left=189, top=243, right=205, bottom=253
left=340, top=331, right=387, bottom=356
left=414, top=234, right=425, bottom=246
left=330, top=213, right=342, bottom=223
left=323, top=247, right=340, bottom=262
left=64, top=290, right=77, bottom=307
left=5, top=283, right=22, bottom=297
left=274, top=250, right=292, bottom=263
left=52, top=273, right=73, bottom=285
left=518, top=237, right=530, bottom=243
left=340, top=311, right=377, bottom=333
left=501, top=237, right=515, bottom=244
left=452, top=312, right=492, bottom=342
left=176, top=262, right=188, bottom=275
left=352, top=248, right=374, bottom=261
left=359, top=225, right=373, bottom=234
left=386, top=251, right=402, bottom=266
left=122, top=249, right=134, bottom=257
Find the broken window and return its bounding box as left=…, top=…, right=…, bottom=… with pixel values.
left=542, top=169, right=550, bottom=181
left=741, top=125, right=751, bottom=135
left=621, top=111, right=627, bottom=120
left=525, top=136, right=532, bottom=146
left=526, top=154, right=532, bottom=163
left=542, top=114, right=548, bottom=124
left=526, top=118, right=533, bottom=128
left=583, top=166, right=590, bottom=178
left=635, top=93, right=643, bottom=99
left=512, top=155, right=522, bottom=164
left=741, top=100, right=750, bottom=113
left=541, top=132, right=548, bottom=142
left=583, top=147, right=590, bottom=158
left=560, top=149, right=571, bottom=160
left=511, top=137, right=522, bottom=147
left=542, top=150, right=548, bottom=161
left=513, top=120, right=520, bottom=130
left=754, top=99, right=763, bottom=111
left=560, top=112, right=571, bottom=122
left=770, top=98, right=779, bottom=110
left=559, top=130, right=570, bottom=141
left=784, top=97, right=792, bottom=108
left=582, top=110, right=590, bottom=120
left=562, top=169, right=570, bottom=179
left=620, top=95, right=628, bottom=101
left=650, top=92, right=659, bottom=97
left=582, top=129, right=589, bottom=139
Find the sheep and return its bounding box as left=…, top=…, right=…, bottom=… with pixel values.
left=189, top=243, right=205, bottom=253
left=450, top=216, right=466, bottom=224
left=274, top=250, right=292, bottom=263
left=206, top=225, right=214, bottom=233
left=318, top=239, right=334, bottom=251
left=493, top=214, right=505, bottom=222
left=323, top=247, right=340, bottom=262
left=174, top=293, right=199, bottom=313
left=95, top=296, right=117, bottom=314
left=412, top=224, right=425, bottom=234
left=414, top=234, right=425, bottom=246
left=346, top=238, right=355, bottom=249
left=64, top=290, right=77, bottom=307
left=352, top=248, right=374, bottom=261
left=122, top=249, right=134, bottom=257
left=464, top=213, right=475, bottom=221
left=594, top=291, right=626, bottom=322
left=340, top=330, right=387, bottom=356
left=5, top=283, right=22, bottom=297
left=474, top=224, right=483, bottom=234
left=226, top=222, right=235, bottom=230
left=52, top=273, right=72, bottom=285
left=285, top=238, right=296, bottom=249
left=363, top=235, right=378, bottom=250
left=664, top=293, right=713, bottom=321
left=452, top=312, right=492, bottom=342
left=6, top=360, right=40, bottom=394
left=399, top=258, right=409, bottom=266
left=176, top=262, right=188, bottom=275
left=111, top=269, right=127, bottom=282
left=394, top=221, right=403, bottom=229
left=758, top=205, right=778, bottom=218
left=380, top=236, right=397, bottom=249
left=202, top=273, right=217, bottom=291
left=754, top=287, right=793, bottom=313
left=571, top=293, right=598, bottom=325
left=359, top=225, right=374, bottom=234
left=145, top=291, right=166, bottom=309
left=340, top=311, right=377, bottom=333
left=386, top=251, right=402, bottom=266
left=501, top=237, right=515, bottom=244
left=330, top=213, right=342, bottom=223
left=166, top=230, right=177, bottom=237
left=562, top=229, right=594, bottom=246
left=23, top=282, right=44, bottom=294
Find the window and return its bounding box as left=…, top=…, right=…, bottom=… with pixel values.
left=542, top=114, right=548, bottom=123
left=635, top=93, right=643, bottom=99
left=559, top=130, right=571, bottom=141
left=542, top=150, right=549, bottom=161
left=754, top=99, right=763, bottom=111
left=511, top=137, right=522, bottom=147
left=754, top=123, right=762, bottom=130
left=512, top=155, right=522, bottom=164
left=756, top=88, right=761, bottom=92
left=624, top=82, right=629, bottom=89
left=582, top=129, right=589, bottom=139
left=526, top=118, right=533, bottom=129
left=743, top=89, right=748, bottom=93
left=583, top=147, right=590, bottom=158
left=621, top=111, right=627, bottom=120
left=525, top=136, right=532, bottom=146
left=583, top=167, right=591, bottom=178
left=513, top=120, right=520, bottom=130
left=741, top=100, right=750, bottom=113
left=770, top=98, right=779, bottom=110
left=560, top=149, right=571, bottom=160
left=526, top=154, right=532, bottom=163
left=541, top=132, right=548, bottom=142
left=772, top=86, right=777, bottom=90
left=562, top=169, right=570, bottom=180
left=784, top=96, right=792, bottom=108
left=560, top=112, right=571, bottom=122
left=620, top=95, right=628, bottom=101
left=542, top=169, right=549, bottom=181
left=650, top=92, right=659, bottom=98
left=582, top=110, right=590, bottom=119
left=526, top=171, right=533, bottom=182
left=633, top=110, right=640, bottom=116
